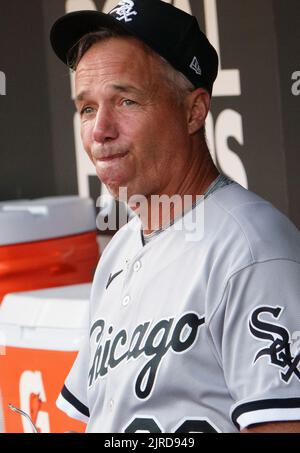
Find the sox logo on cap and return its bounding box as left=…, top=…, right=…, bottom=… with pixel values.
left=110, top=0, right=138, bottom=23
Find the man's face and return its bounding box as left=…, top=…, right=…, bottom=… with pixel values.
left=75, top=37, right=192, bottom=201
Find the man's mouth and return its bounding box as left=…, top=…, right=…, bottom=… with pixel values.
left=97, top=151, right=129, bottom=162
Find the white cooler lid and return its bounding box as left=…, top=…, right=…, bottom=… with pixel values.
left=0, top=196, right=96, bottom=245
left=0, top=284, right=91, bottom=329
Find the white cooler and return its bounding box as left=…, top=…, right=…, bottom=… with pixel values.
left=0, top=283, right=91, bottom=433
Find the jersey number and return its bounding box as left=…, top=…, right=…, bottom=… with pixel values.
left=125, top=417, right=219, bottom=433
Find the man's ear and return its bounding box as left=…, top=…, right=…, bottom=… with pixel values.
left=186, top=88, right=210, bottom=135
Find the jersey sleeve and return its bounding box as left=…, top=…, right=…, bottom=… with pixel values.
left=209, top=259, right=300, bottom=431
left=56, top=312, right=90, bottom=424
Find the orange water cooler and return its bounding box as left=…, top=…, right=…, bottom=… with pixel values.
left=0, top=196, right=100, bottom=433
left=0, top=196, right=99, bottom=301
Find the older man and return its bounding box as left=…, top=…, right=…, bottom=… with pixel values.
left=50, top=0, right=300, bottom=433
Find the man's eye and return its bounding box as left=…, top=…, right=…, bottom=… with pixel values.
left=81, top=106, right=94, bottom=116
left=121, top=99, right=136, bottom=107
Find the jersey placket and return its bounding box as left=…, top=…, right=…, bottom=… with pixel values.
left=100, top=242, right=149, bottom=429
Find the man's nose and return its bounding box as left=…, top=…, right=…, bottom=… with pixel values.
left=92, top=106, right=118, bottom=143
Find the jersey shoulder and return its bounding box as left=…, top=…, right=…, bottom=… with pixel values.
left=209, top=183, right=300, bottom=264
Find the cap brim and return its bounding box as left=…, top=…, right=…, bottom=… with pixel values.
left=50, top=10, right=130, bottom=66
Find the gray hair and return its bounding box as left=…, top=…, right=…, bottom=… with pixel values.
left=156, top=55, right=195, bottom=102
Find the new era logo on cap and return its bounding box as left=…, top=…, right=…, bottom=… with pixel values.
left=190, top=56, right=202, bottom=76
left=110, top=0, right=138, bottom=23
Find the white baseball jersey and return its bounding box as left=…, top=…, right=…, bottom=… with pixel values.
left=57, top=181, right=300, bottom=433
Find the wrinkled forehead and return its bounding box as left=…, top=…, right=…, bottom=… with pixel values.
left=76, top=35, right=160, bottom=73
left=74, top=36, right=165, bottom=90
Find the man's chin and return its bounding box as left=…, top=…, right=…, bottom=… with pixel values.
left=96, top=175, right=146, bottom=205
left=102, top=181, right=129, bottom=202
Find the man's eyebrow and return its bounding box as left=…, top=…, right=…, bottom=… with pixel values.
left=112, top=84, right=142, bottom=94
left=75, top=91, right=89, bottom=104
left=75, top=85, right=142, bottom=103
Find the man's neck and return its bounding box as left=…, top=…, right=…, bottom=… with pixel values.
left=139, top=148, right=219, bottom=235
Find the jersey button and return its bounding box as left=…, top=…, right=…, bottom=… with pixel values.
left=133, top=261, right=141, bottom=272
left=122, top=295, right=130, bottom=306
left=109, top=399, right=114, bottom=411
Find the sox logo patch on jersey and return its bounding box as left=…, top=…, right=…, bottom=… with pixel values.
left=88, top=312, right=205, bottom=399
left=249, top=305, right=300, bottom=383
